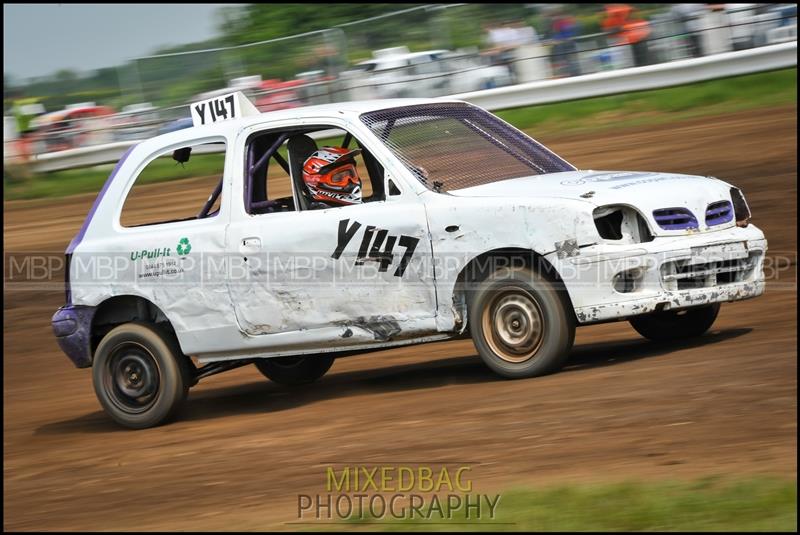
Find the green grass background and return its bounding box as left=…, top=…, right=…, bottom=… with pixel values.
left=335, top=477, right=796, bottom=532
left=495, top=67, right=797, bottom=134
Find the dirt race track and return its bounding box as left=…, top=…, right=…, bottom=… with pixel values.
left=4, top=107, right=797, bottom=530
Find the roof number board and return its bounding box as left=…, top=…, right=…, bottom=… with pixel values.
left=190, top=91, right=260, bottom=127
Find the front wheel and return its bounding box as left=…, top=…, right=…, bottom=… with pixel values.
left=254, top=355, right=334, bottom=386
left=629, top=303, right=720, bottom=342
left=92, top=322, right=193, bottom=429
left=469, top=266, right=575, bottom=379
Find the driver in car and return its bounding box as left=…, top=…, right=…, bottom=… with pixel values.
left=302, top=147, right=363, bottom=209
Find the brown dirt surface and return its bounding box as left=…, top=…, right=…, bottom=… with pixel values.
left=4, top=106, right=797, bottom=530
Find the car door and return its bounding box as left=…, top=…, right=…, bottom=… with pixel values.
left=107, top=136, right=241, bottom=357
left=225, top=124, right=438, bottom=352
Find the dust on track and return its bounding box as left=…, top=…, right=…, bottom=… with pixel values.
left=4, top=106, right=797, bottom=530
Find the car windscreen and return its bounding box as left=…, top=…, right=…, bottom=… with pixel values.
left=360, top=102, right=575, bottom=192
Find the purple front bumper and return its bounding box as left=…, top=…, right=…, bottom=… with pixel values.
left=52, top=305, right=96, bottom=368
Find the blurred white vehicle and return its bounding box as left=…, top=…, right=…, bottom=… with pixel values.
left=343, top=46, right=513, bottom=99
left=726, top=4, right=777, bottom=49
left=727, top=3, right=798, bottom=47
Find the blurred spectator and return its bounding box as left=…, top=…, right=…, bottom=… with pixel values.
left=601, top=4, right=652, bottom=67
left=698, top=3, right=733, bottom=55
left=12, top=98, right=45, bottom=135
left=549, top=9, right=581, bottom=77
left=509, top=20, right=539, bottom=46
left=671, top=3, right=706, bottom=57
left=483, top=22, right=512, bottom=73
left=484, top=20, right=539, bottom=82
left=485, top=22, right=516, bottom=53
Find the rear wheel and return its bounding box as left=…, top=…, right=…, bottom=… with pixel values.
left=254, top=355, right=334, bottom=386
left=469, top=266, right=575, bottom=379
left=629, top=303, right=720, bottom=342
left=92, top=322, right=192, bottom=429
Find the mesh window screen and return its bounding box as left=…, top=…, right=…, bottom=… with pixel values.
left=360, top=102, right=575, bottom=192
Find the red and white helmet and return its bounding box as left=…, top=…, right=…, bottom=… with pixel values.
left=302, top=147, right=362, bottom=206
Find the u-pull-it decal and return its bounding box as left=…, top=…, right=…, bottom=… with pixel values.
left=332, top=219, right=419, bottom=277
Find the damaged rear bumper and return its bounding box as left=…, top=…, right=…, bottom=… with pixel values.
left=52, top=305, right=96, bottom=368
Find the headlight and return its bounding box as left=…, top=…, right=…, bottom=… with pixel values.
left=730, top=187, right=751, bottom=227
left=593, top=205, right=654, bottom=244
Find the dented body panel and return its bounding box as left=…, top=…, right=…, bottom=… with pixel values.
left=53, top=97, right=767, bottom=367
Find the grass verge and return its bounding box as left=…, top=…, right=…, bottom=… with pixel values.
left=495, top=67, right=797, bottom=136
left=331, top=476, right=797, bottom=532
left=4, top=68, right=796, bottom=202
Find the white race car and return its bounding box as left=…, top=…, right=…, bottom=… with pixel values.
left=52, top=92, right=767, bottom=428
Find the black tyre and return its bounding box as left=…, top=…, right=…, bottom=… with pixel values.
left=629, top=303, right=720, bottom=342
left=469, top=266, right=575, bottom=379
left=254, top=355, right=334, bottom=386
left=92, top=322, right=192, bottom=429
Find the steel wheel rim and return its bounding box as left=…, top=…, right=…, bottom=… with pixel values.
left=482, top=286, right=545, bottom=363
left=104, top=342, right=160, bottom=414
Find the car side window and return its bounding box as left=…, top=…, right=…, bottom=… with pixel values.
left=244, top=126, right=385, bottom=215
left=120, top=140, right=225, bottom=227
left=245, top=133, right=297, bottom=215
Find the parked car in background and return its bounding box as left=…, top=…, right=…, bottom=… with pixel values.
left=29, top=103, right=116, bottom=153
left=727, top=3, right=797, bottom=48
left=342, top=47, right=513, bottom=100
left=438, top=49, right=516, bottom=93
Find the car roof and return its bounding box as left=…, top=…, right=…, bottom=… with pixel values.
left=243, top=97, right=454, bottom=121
left=147, top=98, right=465, bottom=146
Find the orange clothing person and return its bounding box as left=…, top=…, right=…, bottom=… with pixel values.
left=602, top=4, right=652, bottom=66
